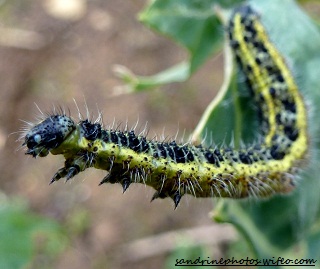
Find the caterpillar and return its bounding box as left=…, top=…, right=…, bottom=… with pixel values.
left=22, top=5, right=308, bottom=208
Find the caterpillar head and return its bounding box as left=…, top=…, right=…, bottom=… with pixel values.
left=23, top=115, right=75, bottom=157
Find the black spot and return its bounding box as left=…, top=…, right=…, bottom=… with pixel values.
left=151, top=144, right=159, bottom=158
left=266, top=65, right=278, bottom=75
left=157, top=144, right=167, bottom=159
left=255, top=57, right=262, bottom=65
left=140, top=137, right=149, bottom=153
left=269, top=87, right=276, bottom=98
left=185, top=147, right=195, bottom=162
left=239, top=152, right=253, bottom=164
left=270, top=145, right=285, bottom=160
left=173, top=146, right=187, bottom=163
left=117, top=132, right=128, bottom=146
left=244, top=35, right=250, bottom=43
left=128, top=131, right=140, bottom=151
left=102, top=131, right=110, bottom=142
left=230, top=40, right=239, bottom=49
left=205, top=151, right=218, bottom=166
left=127, top=132, right=149, bottom=153
left=214, top=149, right=224, bottom=162
left=277, top=74, right=284, bottom=83
left=282, top=99, right=296, bottom=113
left=110, top=132, right=119, bottom=144
left=166, top=145, right=175, bottom=160
left=261, top=46, right=268, bottom=54
left=80, top=120, right=102, bottom=141
left=252, top=41, right=264, bottom=51
left=276, top=113, right=282, bottom=124
left=246, top=64, right=253, bottom=72
left=284, top=126, right=299, bottom=141
left=245, top=24, right=257, bottom=37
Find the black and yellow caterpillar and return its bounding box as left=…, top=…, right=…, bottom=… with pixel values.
left=22, top=5, right=308, bottom=208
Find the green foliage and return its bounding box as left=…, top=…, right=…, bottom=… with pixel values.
left=165, top=242, right=209, bottom=269
left=210, top=0, right=320, bottom=264
left=131, top=0, right=320, bottom=267
left=116, top=0, right=245, bottom=93
left=0, top=199, right=67, bottom=269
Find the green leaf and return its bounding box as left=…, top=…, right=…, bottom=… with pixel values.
left=307, top=223, right=320, bottom=259
left=0, top=200, right=67, bottom=269
left=165, top=243, right=208, bottom=269
left=119, top=0, right=320, bottom=261
left=192, top=45, right=257, bottom=146
left=115, top=0, right=248, bottom=93
left=197, top=0, right=320, bottom=261
left=113, top=62, right=190, bottom=94
left=140, top=0, right=224, bottom=72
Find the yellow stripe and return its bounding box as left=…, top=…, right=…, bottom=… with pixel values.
left=26, top=5, right=309, bottom=203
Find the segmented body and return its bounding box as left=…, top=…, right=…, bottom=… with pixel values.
left=23, top=5, right=308, bottom=207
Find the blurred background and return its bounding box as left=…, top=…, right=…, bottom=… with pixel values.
left=0, top=0, right=239, bottom=268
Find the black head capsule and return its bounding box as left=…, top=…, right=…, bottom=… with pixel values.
left=23, top=115, right=75, bottom=157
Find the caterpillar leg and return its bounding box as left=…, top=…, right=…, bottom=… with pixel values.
left=49, top=153, right=94, bottom=184
left=99, top=172, right=131, bottom=194
left=49, top=166, right=79, bottom=184
left=150, top=190, right=182, bottom=209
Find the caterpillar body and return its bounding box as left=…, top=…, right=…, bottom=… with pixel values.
left=22, top=5, right=308, bottom=208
